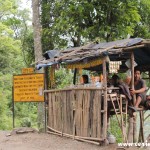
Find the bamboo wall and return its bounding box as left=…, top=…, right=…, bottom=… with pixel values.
left=46, top=88, right=105, bottom=143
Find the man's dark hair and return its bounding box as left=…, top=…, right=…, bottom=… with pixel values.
left=112, top=74, right=120, bottom=80
left=134, top=66, right=141, bottom=74
left=112, top=74, right=120, bottom=87
left=82, top=75, right=89, bottom=84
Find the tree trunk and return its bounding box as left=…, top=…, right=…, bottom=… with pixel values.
left=32, top=0, right=45, bottom=131
left=32, top=0, right=43, bottom=61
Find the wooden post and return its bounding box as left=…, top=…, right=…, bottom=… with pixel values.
left=149, top=71, right=150, bottom=83
left=73, top=68, right=77, bottom=85
left=128, top=52, right=134, bottom=142
left=131, top=52, right=137, bottom=143
left=139, top=111, right=144, bottom=142
left=102, top=59, right=108, bottom=143
left=12, top=86, right=15, bottom=128
left=131, top=52, right=136, bottom=106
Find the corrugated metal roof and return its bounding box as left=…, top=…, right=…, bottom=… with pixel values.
left=36, top=38, right=150, bottom=71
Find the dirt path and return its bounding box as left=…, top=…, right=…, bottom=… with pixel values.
left=0, top=130, right=148, bottom=150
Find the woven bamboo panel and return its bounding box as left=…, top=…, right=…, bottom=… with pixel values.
left=47, top=89, right=103, bottom=139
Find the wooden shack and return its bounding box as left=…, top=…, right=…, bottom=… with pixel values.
left=37, top=38, right=150, bottom=145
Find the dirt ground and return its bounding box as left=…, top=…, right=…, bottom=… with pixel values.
left=0, top=129, right=149, bottom=150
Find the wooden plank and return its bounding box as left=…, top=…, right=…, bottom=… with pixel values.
left=83, top=90, right=90, bottom=137
left=55, top=43, right=93, bottom=61
left=66, top=91, right=70, bottom=134
left=54, top=92, right=58, bottom=130
left=61, top=91, right=65, bottom=133
left=75, top=90, right=80, bottom=136
left=51, top=92, right=54, bottom=128
left=48, top=125, right=103, bottom=141
left=88, top=90, right=93, bottom=137
left=48, top=88, right=103, bottom=140
left=48, top=93, right=52, bottom=127
left=72, top=89, right=76, bottom=139
left=67, top=90, right=73, bottom=134
left=80, top=90, right=84, bottom=136
left=58, top=91, right=62, bottom=131
left=82, top=90, right=85, bottom=136
left=125, top=98, right=128, bottom=129
left=102, top=59, right=108, bottom=140
left=47, top=131, right=101, bottom=145
left=63, top=91, right=67, bottom=133
left=70, top=90, right=74, bottom=134
left=92, top=90, right=97, bottom=137
left=59, top=91, right=63, bottom=136
left=140, top=111, right=144, bottom=142
left=85, top=90, right=88, bottom=137
left=75, top=138, right=100, bottom=145
left=97, top=90, right=102, bottom=138
left=120, top=95, right=126, bottom=142
left=87, top=90, right=91, bottom=137
left=55, top=92, right=58, bottom=130
left=44, top=87, right=104, bottom=93
left=82, top=90, right=87, bottom=136
left=123, top=44, right=145, bottom=51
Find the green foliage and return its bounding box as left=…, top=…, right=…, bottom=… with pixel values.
left=14, top=102, right=38, bottom=128
left=0, top=0, right=38, bottom=130
left=41, top=0, right=142, bottom=48
left=0, top=74, right=13, bottom=130
left=55, top=67, right=73, bottom=89
left=0, top=0, right=150, bottom=133
left=109, top=116, right=122, bottom=142
left=133, top=0, right=150, bottom=38
left=0, top=0, right=25, bottom=74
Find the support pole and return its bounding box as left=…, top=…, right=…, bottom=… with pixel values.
left=12, top=86, right=15, bottom=128
left=102, top=59, right=108, bottom=143
left=149, top=71, right=150, bottom=83
left=73, top=68, right=77, bottom=85
left=44, top=67, right=48, bottom=133
left=131, top=52, right=137, bottom=143
left=139, top=111, right=144, bottom=142
left=44, top=101, right=47, bottom=133
left=131, top=52, right=136, bottom=106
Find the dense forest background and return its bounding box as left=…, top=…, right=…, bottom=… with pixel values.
left=0, top=0, right=150, bottom=138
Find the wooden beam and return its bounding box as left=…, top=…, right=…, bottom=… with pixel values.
left=102, top=59, right=108, bottom=141
left=139, top=111, right=144, bottom=142
left=44, top=87, right=105, bottom=93
left=55, top=43, right=94, bottom=61
left=123, top=44, right=145, bottom=51
left=73, top=68, right=77, bottom=85
left=131, top=52, right=136, bottom=105
left=131, top=52, right=138, bottom=143
left=47, top=127, right=103, bottom=145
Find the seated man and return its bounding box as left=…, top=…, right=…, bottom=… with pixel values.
left=82, top=74, right=89, bottom=84
left=111, top=74, right=120, bottom=87
left=111, top=74, right=132, bottom=101
left=129, top=67, right=146, bottom=111
left=147, top=95, right=150, bottom=100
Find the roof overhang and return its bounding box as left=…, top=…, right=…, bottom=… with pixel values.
left=36, top=38, right=150, bottom=72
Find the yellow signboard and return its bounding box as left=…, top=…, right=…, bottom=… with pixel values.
left=13, top=74, right=44, bottom=102
left=22, top=68, right=34, bottom=74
